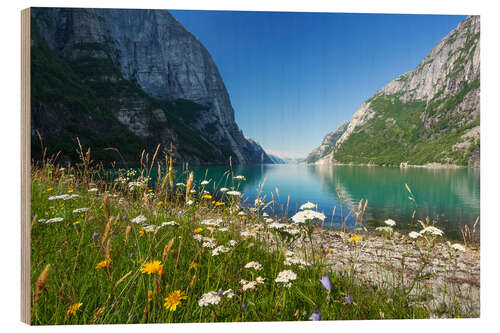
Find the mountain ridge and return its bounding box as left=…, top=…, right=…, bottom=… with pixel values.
left=30, top=7, right=273, bottom=166
left=313, top=15, right=480, bottom=167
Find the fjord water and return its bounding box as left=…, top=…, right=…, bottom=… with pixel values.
left=183, top=164, right=479, bottom=240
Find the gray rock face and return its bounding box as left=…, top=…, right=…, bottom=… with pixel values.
left=32, top=7, right=271, bottom=165
left=305, top=121, right=349, bottom=163
left=315, top=16, right=480, bottom=167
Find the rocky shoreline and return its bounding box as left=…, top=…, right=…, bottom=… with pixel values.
left=284, top=228, right=480, bottom=317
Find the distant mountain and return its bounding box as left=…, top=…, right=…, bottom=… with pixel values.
left=305, top=121, right=349, bottom=163
left=30, top=8, right=272, bottom=165
left=268, top=154, right=305, bottom=164
left=312, top=16, right=480, bottom=167
left=268, top=154, right=286, bottom=164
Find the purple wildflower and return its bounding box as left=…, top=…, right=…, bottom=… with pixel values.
left=319, top=275, right=333, bottom=291
left=122, top=215, right=127, bottom=220
left=309, top=309, right=321, bottom=321
left=92, top=232, right=99, bottom=239
left=130, top=252, right=135, bottom=258
left=132, top=314, right=137, bottom=320
left=344, top=296, right=353, bottom=304
left=218, top=289, right=223, bottom=296
left=242, top=303, right=247, bottom=310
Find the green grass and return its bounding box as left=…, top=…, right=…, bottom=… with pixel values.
left=30, top=157, right=443, bottom=325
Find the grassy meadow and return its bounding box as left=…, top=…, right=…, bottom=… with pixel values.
left=29, top=145, right=476, bottom=325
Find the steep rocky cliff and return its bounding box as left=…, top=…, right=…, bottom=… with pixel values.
left=315, top=16, right=480, bottom=167
left=30, top=7, right=272, bottom=165
left=305, top=121, right=349, bottom=163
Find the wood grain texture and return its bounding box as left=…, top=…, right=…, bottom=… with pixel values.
left=21, top=7, right=31, bottom=325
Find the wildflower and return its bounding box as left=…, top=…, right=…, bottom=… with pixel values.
left=189, top=262, right=198, bottom=269
left=227, top=190, right=242, bottom=197
left=420, top=226, right=444, bottom=236
left=223, top=289, right=234, bottom=298
left=344, top=296, right=353, bottom=304
left=202, top=194, right=212, bottom=200
left=161, top=221, right=179, bottom=227
left=291, top=210, right=325, bottom=223
left=67, top=189, right=74, bottom=193
left=328, top=248, right=334, bottom=253
left=201, top=180, right=210, bottom=185
left=242, top=303, right=247, bottom=310
left=194, top=227, right=203, bottom=233
left=140, top=260, right=164, bottom=275
left=300, top=201, right=316, bottom=210
left=47, top=187, right=54, bottom=192
left=45, top=217, right=64, bottom=224
left=72, top=208, right=89, bottom=214
left=212, top=245, right=230, bottom=256
left=66, top=302, right=83, bottom=316
left=73, top=221, right=80, bottom=225
left=215, top=201, right=225, bottom=206
left=385, top=219, right=396, bottom=226
left=96, top=260, right=111, bottom=269
left=275, top=270, right=297, bottom=287
left=319, top=275, right=333, bottom=291
left=156, top=201, right=163, bottom=206
left=92, top=232, right=99, bottom=239
left=254, top=198, right=264, bottom=206
left=88, top=188, right=98, bottom=193
left=187, top=200, right=194, bottom=206
left=309, top=309, right=321, bottom=321
left=131, top=215, right=147, bottom=224
left=201, top=218, right=222, bottom=227
left=349, top=235, right=360, bottom=243
left=139, top=227, right=148, bottom=236
left=228, top=240, right=237, bottom=246
left=202, top=240, right=217, bottom=249
left=164, top=290, right=187, bottom=312
left=234, top=175, right=246, bottom=180
left=256, top=276, right=266, bottom=284
left=451, top=243, right=466, bottom=252
left=176, top=182, right=185, bottom=186
left=244, top=261, right=262, bottom=271
left=238, top=211, right=247, bottom=216
left=376, top=226, right=393, bottom=234
left=190, top=189, right=196, bottom=194
left=409, top=231, right=421, bottom=239
left=220, top=187, right=229, bottom=192
left=198, top=291, right=221, bottom=307
left=241, top=280, right=258, bottom=291
left=123, top=215, right=127, bottom=220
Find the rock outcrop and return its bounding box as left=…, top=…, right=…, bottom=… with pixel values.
left=305, top=121, right=349, bottom=164
left=314, top=16, right=480, bottom=167
left=30, top=7, right=272, bottom=165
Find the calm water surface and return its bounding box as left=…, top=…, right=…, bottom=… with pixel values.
left=162, top=164, right=479, bottom=241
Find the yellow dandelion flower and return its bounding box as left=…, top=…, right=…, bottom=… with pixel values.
left=66, top=302, right=83, bottom=316
left=148, top=189, right=153, bottom=192
left=67, top=189, right=74, bottom=193
left=157, top=201, right=163, bottom=206
left=349, top=235, right=360, bottom=243
left=328, top=248, right=334, bottom=253
left=189, top=262, right=198, bottom=269
left=193, top=227, right=203, bottom=233
left=164, top=290, right=187, bottom=312
left=301, top=228, right=307, bottom=233
left=139, top=227, right=148, bottom=236
left=73, top=221, right=80, bottom=225
left=140, top=260, right=164, bottom=275
left=46, top=187, right=53, bottom=192
left=215, top=201, right=225, bottom=206
left=202, top=194, right=212, bottom=200
left=96, top=260, right=111, bottom=269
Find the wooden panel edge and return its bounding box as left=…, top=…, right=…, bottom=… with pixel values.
left=20, top=7, right=31, bottom=325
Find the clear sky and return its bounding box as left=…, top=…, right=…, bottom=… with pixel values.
left=170, top=10, right=467, bottom=158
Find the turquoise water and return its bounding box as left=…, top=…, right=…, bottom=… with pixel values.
left=162, top=164, right=480, bottom=240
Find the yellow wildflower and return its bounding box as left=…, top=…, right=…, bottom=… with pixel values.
left=96, top=260, right=111, bottom=269
left=215, top=202, right=225, bottom=206
left=328, top=248, right=334, bottom=253
left=164, top=290, right=187, bottom=311
left=140, top=260, right=164, bottom=275
left=202, top=194, right=212, bottom=200
left=139, top=227, right=148, bottom=236
left=67, top=189, right=74, bottom=193
left=66, top=302, right=83, bottom=316
left=73, top=221, right=80, bottom=225
left=157, top=201, right=163, bottom=206
left=301, top=228, right=307, bottom=233
left=148, top=290, right=153, bottom=301
left=193, top=227, right=203, bottom=233
left=349, top=235, right=360, bottom=243
left=189, top=262, right=198, bottom=269
left=47, top=187, right=53, bottom=192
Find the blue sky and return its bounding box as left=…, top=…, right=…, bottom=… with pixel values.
left=170, top=10, right=467, bottom=158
